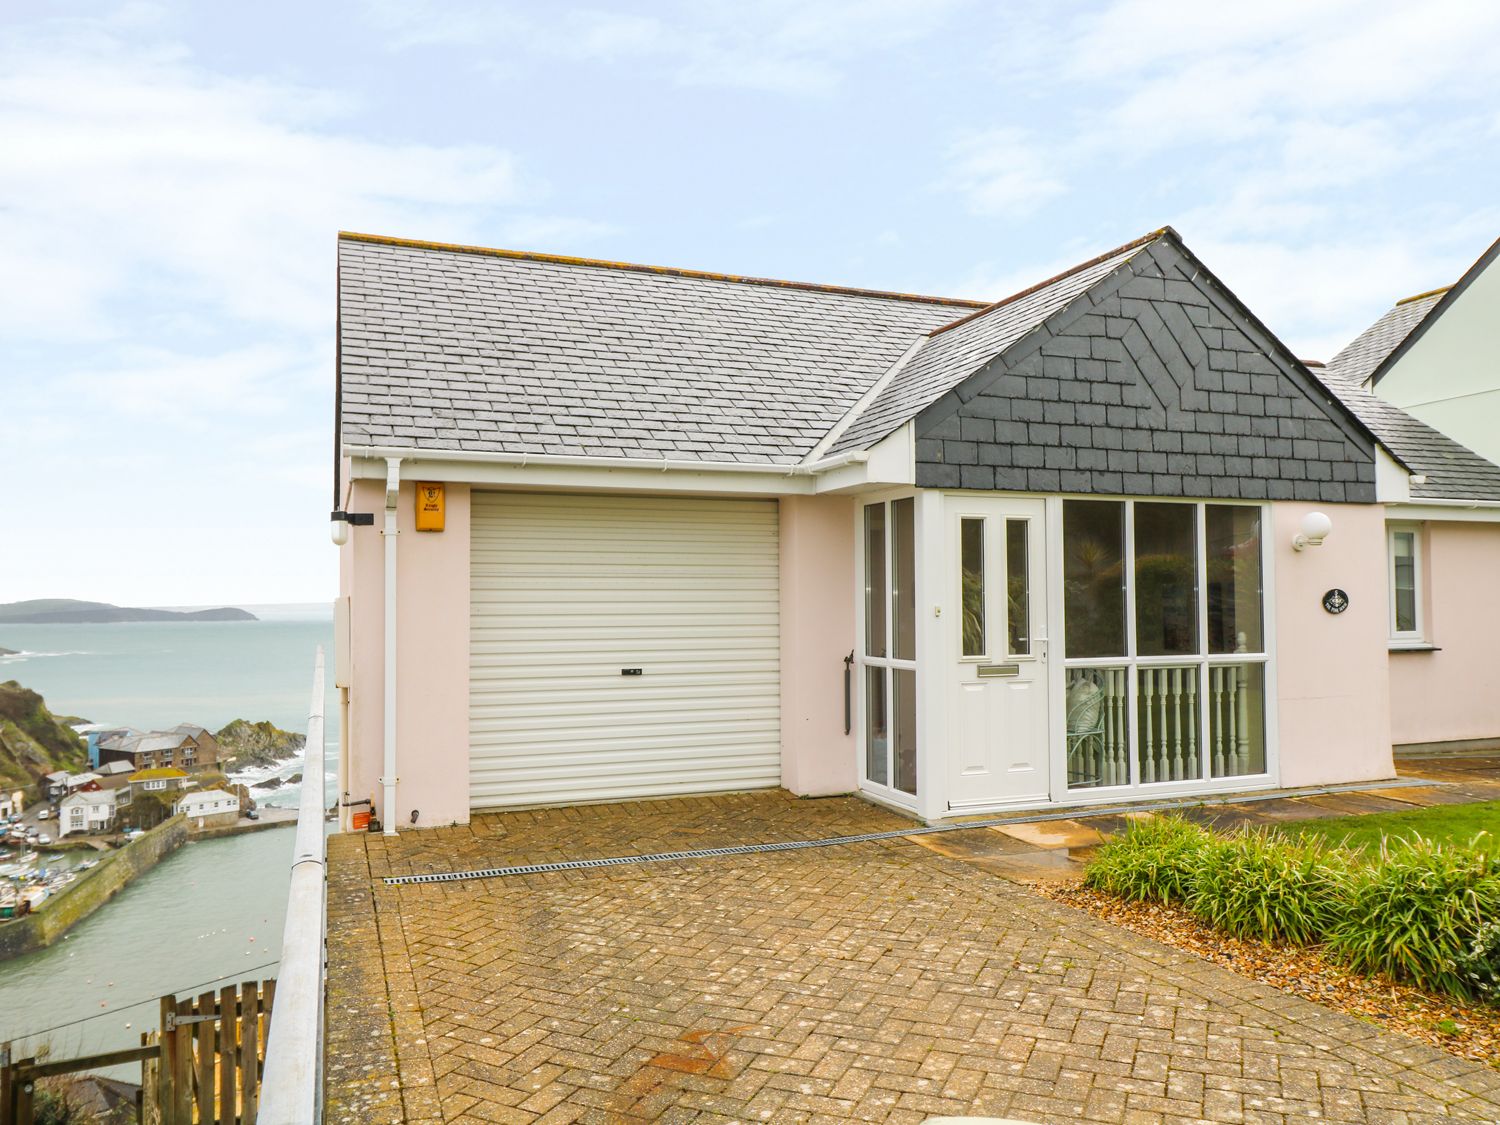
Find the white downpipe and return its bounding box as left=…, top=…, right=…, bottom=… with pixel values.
left=382, top=456, right=401, bottom=835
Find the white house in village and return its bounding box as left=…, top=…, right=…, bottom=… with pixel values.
left=330, top=227, right=1500, bottom=832
left=176, top=789, right=241, bottom=829
left=59, top=788, right=117, bottom=837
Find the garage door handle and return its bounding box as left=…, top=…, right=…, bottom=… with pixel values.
left=621, top=668, right=643, bottom=676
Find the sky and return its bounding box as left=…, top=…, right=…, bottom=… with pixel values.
left=3, top=0, right=1499, bottom=606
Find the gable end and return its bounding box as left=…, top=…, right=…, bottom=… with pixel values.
left=913, top=236, right=1378, bottom=503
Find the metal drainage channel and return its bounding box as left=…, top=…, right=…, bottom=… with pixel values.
left=383, top=775, right=1444, bottom=887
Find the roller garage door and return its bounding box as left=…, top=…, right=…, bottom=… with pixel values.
left=469, top=491, right=782, bottom=810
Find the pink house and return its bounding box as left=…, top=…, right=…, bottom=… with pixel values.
left=330, top=227, right=1497, bottom=833
left=1306, top=242, right=1500, bottom=759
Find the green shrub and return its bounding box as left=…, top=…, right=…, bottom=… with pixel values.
left=1326, top=834, right=1500, bottom=997
left=1082, top=814, right=1209, bottom=903
left=1454, top=920, right=1500, bottom=1003
left=1187, top=830, right=1349, bottom=945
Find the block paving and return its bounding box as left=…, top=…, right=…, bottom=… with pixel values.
left=326, top=788, right=1500, bottom=1124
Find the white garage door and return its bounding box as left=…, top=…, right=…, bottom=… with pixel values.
left=470, top=491, right=782, bottom=810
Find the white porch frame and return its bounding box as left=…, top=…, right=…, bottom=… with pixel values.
left=855, top=489, right=1281, bottom=822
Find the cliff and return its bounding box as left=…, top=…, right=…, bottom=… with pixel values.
left=0, top=599, right=257, bottom=624
left=216, top=718, right=306, bottom=771
left=0, top=681, right=87, bottom=788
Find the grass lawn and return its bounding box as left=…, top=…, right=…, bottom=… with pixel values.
left=1278, top=799, right=1500, bottom=856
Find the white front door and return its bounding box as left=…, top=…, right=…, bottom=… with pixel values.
left=947, top=497, right=1051, bottom=810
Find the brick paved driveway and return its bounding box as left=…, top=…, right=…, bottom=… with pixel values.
left=325, top=792, right=1500, bottom=1124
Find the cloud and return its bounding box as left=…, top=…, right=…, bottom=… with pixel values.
left=0, top=28, right=538, bottom=342
left=942, top=128, right=1067, bottom=218
left=0, top=9, right=614, bottom=604
left=363, top=0, right=960, bottom=94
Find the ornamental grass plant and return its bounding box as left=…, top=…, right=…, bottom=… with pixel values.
left=1186, top=829, right=1348, bottom=945
left=1081, top=816, right=1500, bottom=1003
left=1325, top=834, right=1500, bottom=997
left=1081, top=813, right=1208, bottom=904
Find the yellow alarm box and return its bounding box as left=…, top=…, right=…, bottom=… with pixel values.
left=415, top=482, right=445, bottom=531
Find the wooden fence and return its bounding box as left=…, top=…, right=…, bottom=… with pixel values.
left=1, top=979, right=274, bottom=1125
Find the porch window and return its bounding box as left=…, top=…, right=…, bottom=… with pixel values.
left=1064, top=500, right=1268, bottom=791
left=862, top=499, right=918, bottom=799
left=1388, top=524, right=1423, bottom=644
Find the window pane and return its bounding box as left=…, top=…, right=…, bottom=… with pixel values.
left=1392, top=531, right=1417, bottom=633
left=1206, top=506, right=1263, bottom=654
left=960, top=517, right=985, bottom=656
left=893, top=668, right=917, bottom=796
left=892, top=498, right=916, bottom=661
left=1209, top=663, right=1265, bottom=777
left=1063, top=500, right=1125, bottom=658
left=865, top=503, right=887, bottom=658
left=1135, top=502, right=1198, bottom=657
left=1006, top=519, right=1030, bottom=656
left=1137, top=665, right=1203, bottom=782
left=1066, top=667, right=1129, bottom=789
left=865, top=666, right=888, bottom=786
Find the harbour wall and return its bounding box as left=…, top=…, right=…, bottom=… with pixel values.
left=0, top=815, right=188, bottom=960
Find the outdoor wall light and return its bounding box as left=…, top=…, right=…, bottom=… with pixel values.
left=330, top=510, right=375, bottom=545
left=1292, top=511, right=1333, bottom=551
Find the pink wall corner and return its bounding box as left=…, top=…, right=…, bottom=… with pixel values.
left=779, top=495, right=858, bottom=796
left=1273, top=502, right=1394, bottom=788
left=1389, top=521, right=1500, bottom=747
left=343, top=478, right=472, bottom=830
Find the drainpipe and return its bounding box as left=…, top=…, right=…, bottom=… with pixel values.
left=381, top=457, right=401, bottom=835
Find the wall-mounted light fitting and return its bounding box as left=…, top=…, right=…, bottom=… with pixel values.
left=1292, top=511, right=1333, bottom=552
left=330, top=510, right=375, bottom=545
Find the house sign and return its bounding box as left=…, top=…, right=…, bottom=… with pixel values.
left=1322, top=589, right=1350, bottom=615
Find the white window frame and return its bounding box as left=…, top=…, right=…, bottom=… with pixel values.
left=1057, top=498, right=1275, bottom=798
left=1387, top=522, right=1425, bottom=646
left=855, top=490, right=921, bottom=810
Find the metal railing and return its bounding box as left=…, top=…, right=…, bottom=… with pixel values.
left=257, top=648, right=327, bottom=1124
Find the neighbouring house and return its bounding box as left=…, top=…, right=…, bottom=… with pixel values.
left=176, top=788, right=240, bottom=829
left=61, top=772, right=101, bottom=796
left=59, top=788, right=117, bottom=837
left=1303, top=258, right=1500, bottom=757
left=42, top=770, right=72, bottom=802
left=1355, top=236, right=1500, bottom=469
left=93, top=759, right=136, bottom=791
left=98, top=725, right=219, bottom=773
left=333, top=226, right=1448, bottom=831
left=168, top=724, right=220, bottom=770
left=0, top=790, right=16, bottom=819
left=127, top=767, right=190, bottom=800
left=87, top=727, right=135, bottom=769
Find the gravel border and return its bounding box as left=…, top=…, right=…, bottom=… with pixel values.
left=1023, top=880, right=1500, bottom=1068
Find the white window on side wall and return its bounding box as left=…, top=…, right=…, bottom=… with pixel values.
left=1387, top=524, right=1424, bottom=646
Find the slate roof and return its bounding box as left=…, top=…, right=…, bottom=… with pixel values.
left=828, top=233, right=1160, bottom=454
left=1322, top=292, right=1445, bottom=387
left=338, top=234, right=982, bottom=464
left=1313, top=295, right=1500, bottom=502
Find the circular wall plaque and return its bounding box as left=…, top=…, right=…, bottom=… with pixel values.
left=1322, top=588, right=1349, bottom=614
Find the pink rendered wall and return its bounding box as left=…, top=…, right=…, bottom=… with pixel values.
left=1273, top=502, right=1394, bottom=787
left=779, top=495, right=858, bottom=795
left=1389, top=521, right=1500, bottom=747
left=340, top=478, right=472, bottom=829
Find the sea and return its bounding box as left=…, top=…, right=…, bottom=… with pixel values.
left=0, top=604, right=334, bottom=1066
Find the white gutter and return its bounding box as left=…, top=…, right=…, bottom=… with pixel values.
left=1395, top=496, right=1500, bottom=510
left=381, top=456, right=400, bottom=836
left=345, top=444, right=868, bottom=477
